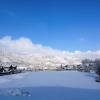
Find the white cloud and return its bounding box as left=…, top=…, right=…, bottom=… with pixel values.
left=0, top=36, right=100, bottom=68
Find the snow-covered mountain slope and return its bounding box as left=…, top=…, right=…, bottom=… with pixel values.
left=0, top=71, right=100, bottom=100
left=0, top=43, right=79, bottom=69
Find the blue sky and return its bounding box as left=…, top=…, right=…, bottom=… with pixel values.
left=0, top=0, right=100, bottom=51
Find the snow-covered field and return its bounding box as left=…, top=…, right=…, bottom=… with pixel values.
left=0, top=71, right=100, bottom=100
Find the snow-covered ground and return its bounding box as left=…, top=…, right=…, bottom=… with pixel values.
left=0, top=71, right=100, bottom=100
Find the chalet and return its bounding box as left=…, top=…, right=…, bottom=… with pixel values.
left=0, top=64, right=18, bottom=76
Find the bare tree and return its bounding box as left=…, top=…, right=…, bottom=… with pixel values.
left=94, top=59, right=100, bottom=82
left=81, top=59, right=93, bottom=72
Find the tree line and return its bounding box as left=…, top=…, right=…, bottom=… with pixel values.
left=81, top=58, right=100, bottom=82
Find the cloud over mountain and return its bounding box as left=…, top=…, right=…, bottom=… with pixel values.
left=0, top=36, right=100, bottom=69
